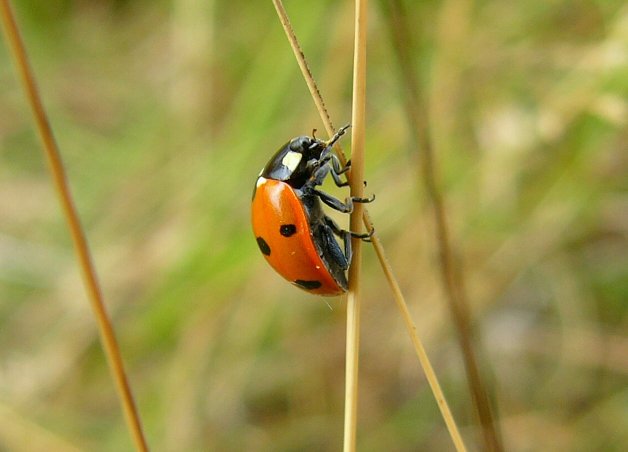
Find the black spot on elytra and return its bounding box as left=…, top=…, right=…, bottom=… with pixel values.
left=256, top=237, right=271, bottom=256
left=279, top=224, right=297, bottom=237
left=294, top=279, right=322, bottom=290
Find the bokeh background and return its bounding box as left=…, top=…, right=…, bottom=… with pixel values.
left=1, top=0, right=626, bottom=450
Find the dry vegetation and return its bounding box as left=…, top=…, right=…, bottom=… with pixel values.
left=0, top=0, right=626, bottom=450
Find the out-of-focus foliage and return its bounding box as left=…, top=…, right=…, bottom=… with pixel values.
left=0, top=0, right=626, bottom=450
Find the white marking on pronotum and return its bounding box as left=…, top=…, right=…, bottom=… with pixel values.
left=256, top=176, right=268, bottom=188
left=281, top=151, right=302, bottom=173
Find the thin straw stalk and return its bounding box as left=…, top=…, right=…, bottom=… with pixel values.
left=271, top=1, right=467, bottom=451
left=343, top=1, right=368, bottom=451
left=379, top=0, right=503, bottom=450
left=0, top=2, right=149, bottom=451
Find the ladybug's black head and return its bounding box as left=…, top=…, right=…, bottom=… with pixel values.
left=258, top=135, right=325, bottom=187
left=289, top=136, right=325, bottom=160
left=258, top=125, right=350, bottom=189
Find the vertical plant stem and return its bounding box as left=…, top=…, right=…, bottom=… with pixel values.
left=0, top=2, right=149, bottom=451
left=344, top=1, right=368, bottom=451
left=364, top=210, right=468, bottom=452
left=272, top=1, right=467, bottom=450
left=379, top=0, right=503, bottom=450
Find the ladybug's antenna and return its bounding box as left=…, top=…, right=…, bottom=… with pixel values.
left=326, top=124, right=351, bottom=148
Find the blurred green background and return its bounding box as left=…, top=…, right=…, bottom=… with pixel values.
left=1, top=0, right=626, bottom=450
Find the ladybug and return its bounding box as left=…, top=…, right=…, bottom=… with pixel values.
left=251, top=125, right=374, bottom=296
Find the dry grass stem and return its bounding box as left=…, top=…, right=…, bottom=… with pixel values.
left=271, top=0, right=336, bottom=135
left=0, top=2, right=149, bottom=451
left=343, top=1, right=368, bottom=450
left=380, top=1, right=503, bottom=450
left=272, top=1, right=467, bottom=450
left=364, top=209, right=468, bottom=452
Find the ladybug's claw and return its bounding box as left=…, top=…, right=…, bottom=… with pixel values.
left=364, top=227, right=376, bottom=242
left=350, top=227, right=375, bottom=242
left=352, top=193, right=375, bottom=203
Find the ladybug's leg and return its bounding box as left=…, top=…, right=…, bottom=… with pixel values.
left=309, top=159, right=332, bottom=186
left=317, top=223, right=349, bottom=270
left=314, top=148, right=351, bottom=188
left=310, top=188, right=375, bottom=213
left=324, top=215, right=373, bottom=240
left=328, top=155, right=351, bottom=187
left=335, top=158, right=352, bottom=175
left=323, top=216, right=352, bottom=262
left=324, top=216, right=375, bottom=264
left=310, top=158, right=342, bottom=187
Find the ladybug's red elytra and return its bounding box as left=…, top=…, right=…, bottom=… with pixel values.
left=251, top=125, right=374, bottom=296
